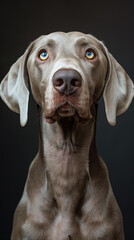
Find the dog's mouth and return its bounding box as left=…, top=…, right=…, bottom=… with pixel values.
left=57, top=103, right=75, bottom=117
left=45, top=102, right=90, bottom=124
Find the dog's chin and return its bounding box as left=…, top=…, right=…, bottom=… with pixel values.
left=45, top=103, right=90, bottom=125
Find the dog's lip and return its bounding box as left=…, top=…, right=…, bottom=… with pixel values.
left=57, top=103, right=75, bottom=117
left=44, top=101, right=90, bottom=124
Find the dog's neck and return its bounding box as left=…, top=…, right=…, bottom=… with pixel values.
left=38, top=106, right=97, bottom=213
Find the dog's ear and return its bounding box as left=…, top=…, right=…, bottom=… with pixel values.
left=0, top=42, right=34, bottom=126
left=101, top=43, right=134, bottom=126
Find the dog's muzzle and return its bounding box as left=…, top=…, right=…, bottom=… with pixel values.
left=44, top=69, right=91, bottom=124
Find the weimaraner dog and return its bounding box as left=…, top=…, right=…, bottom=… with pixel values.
left=0, top=32, right=134, bottom=240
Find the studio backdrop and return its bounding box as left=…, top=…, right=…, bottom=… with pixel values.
left=0, top=1, right=134, bottom=239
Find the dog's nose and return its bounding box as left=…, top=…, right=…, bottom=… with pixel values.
left=52, top=69, right=82, bottom=95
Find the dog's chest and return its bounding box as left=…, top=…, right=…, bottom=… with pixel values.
left=47, top=213, right=81, bottom=240
left=23, top=209, right=82, bottom=240
left=22, top=201, right=113, bottom=240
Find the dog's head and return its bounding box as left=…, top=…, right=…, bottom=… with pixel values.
left=0, top=32, right=134, bottom=126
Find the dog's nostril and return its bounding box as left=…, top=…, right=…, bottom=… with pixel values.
left=71, top=78, right=81, bottom=87
left=54, top=78, right=64, bottom=87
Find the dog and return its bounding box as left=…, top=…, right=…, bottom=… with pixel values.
left=1, top=32, right=134, bottom=240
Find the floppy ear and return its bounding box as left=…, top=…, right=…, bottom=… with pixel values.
left=0, top=43, right=34, bottom=126
left=102, top=43, right=134, bottom=126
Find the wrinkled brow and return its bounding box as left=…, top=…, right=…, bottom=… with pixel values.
left=45, top=39, right=56, bottom=47
left=75, top=37, right=89, bottom=47
left=34, top=38, right=56, bottom=50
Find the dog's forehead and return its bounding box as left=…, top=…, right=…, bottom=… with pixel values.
left=34, top=32, right=101, bottom=50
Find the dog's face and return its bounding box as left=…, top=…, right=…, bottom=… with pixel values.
left=27, top=32, right=107, bottom=124
left=0, top=32, right=133, bottom=126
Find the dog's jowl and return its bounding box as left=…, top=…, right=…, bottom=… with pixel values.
left=1, top=32, right=134, bottom=240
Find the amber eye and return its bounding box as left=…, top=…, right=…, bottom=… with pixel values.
left=85, top=49, right=96, bottom=60
left=39, top=50, right=49, bottom=61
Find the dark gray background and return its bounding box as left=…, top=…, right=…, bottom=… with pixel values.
left=0, top=0, right=134, bottom=239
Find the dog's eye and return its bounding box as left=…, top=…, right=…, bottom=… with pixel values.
left=85, top=49, right=96, bottom=60
left=39, top=50, right=49, bottom=61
